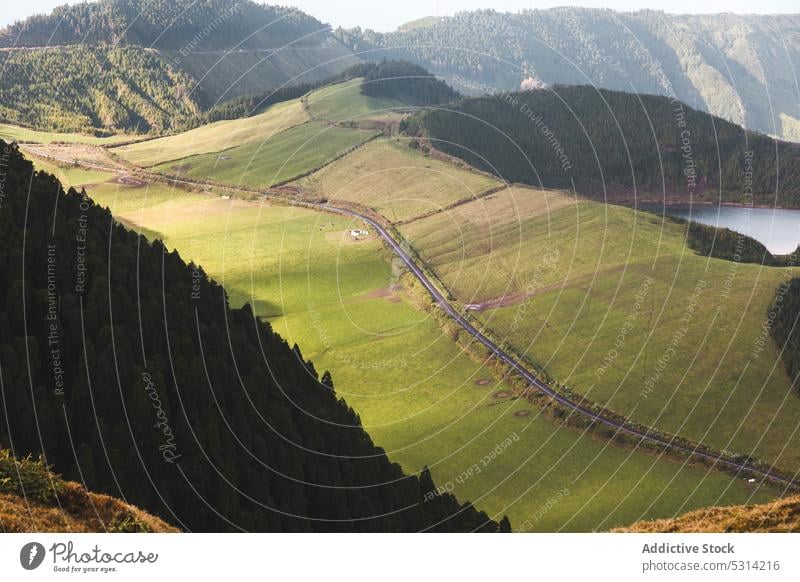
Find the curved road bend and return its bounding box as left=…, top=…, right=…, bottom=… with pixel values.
left=313, top=202, right=800, bottom=490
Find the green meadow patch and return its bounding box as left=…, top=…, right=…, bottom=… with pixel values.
left=113, top=99, right=309, bottom=168
left=294, top=138, right=501, bottom=222
left=400, top=186, right=800, bottom=473
left=151, top=121, right=377, bottom=189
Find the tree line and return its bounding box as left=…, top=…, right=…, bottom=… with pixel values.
left=0, top=0, right=325, bottom=50
left=411, top=86, right=800, bottom=206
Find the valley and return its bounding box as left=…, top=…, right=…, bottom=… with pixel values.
left=2, top=0, right=800, bottom=536
left=13, top=74, right=792, bottom=531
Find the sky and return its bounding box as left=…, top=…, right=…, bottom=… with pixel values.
left=1, top=0, right=798, bottom=31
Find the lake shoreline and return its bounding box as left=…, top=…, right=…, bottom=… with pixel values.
left=628, top=202, right=800, bottom=255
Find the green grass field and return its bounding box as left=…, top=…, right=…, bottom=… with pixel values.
left=112, top=99, right=309, bottom=168
left=400, top=186, right=800, bottom=473
left=150, top=120, right=377, bottom=188
left=0, top=123, right=142, bottom=145
left=294, top=138, right=501, bottom=222
left=33, top=156, right=774, bottom=531
left=306, top=77, right=408, bottom=124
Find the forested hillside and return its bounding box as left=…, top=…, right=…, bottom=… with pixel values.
left=0, top=47, right=200, bottom=133
left=362, top=61, right=458, bottom=106
left=0, top=0, right=323, bottom=49
left=409, top=86, right=800, bottom=205
left=0, top=140, right=506, bottom=532
left=337, top=8, right=800, bottom=140
left=0, top=0, right=359, bottom=133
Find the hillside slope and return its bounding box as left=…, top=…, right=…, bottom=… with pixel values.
left=0, top=0, right=359, bottom=133
left=0, top=450, right=177, bottom=533
left=337, top=8, right=800, bottom=140
left=0, top=139, right=505, bottom=532
left=616, top=495, right=800, bottom=532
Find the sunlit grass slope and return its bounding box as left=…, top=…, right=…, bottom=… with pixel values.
left=307, top=77, right=408, bottom=124
left=113, top=99, right=309, bottom=167
left=295, top=138, right=501, bottom=222
left=149, top=120, right=377, bottom=189
left=400, top=186, right=800, bottom=473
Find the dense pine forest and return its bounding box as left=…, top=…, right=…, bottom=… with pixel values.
left=0, top=140, right=507, bottom=532
left=0, top=0, right=325, bottom=49
left=770, top=279, right=800, bottom=395
left=0, top=0, right=356, bottom=133
left=361, top=61, right=459, bottom=106
left=410, top=86, right=800, bottom=205
left=0, top=47, right=200, bottom=134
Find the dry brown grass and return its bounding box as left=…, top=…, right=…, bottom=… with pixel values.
left=615, top=495, right=800, bottom=532
left=0, top=449, right=177, bottom=533
left=0, top=481, right=178, bottom=533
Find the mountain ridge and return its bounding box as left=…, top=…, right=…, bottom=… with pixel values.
left=336, top=8, right=800, bottom=140
left=0, top=0, right=360, bottom=133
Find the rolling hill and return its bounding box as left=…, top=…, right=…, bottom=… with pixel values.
left=408, top=85, right=800, bottom=206
left=0, top=0, right=359, bottom=134
left=617, top=494, right=800, bottom=532
left=0, top=138, right=507, bottom=532
left=337, top=8, right=800, bottom=140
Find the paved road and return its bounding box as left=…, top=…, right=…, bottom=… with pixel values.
left=25, top=143, right=798, bottom=489
left=314, top=202, right=800, bottom=490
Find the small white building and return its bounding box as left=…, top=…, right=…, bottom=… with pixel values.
left=350, top=229, right=369, bottom=239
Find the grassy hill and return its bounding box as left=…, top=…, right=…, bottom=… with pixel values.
left=151, top=120, right=377, bottom=188
left=296, top=139, right=500, bottom=222
left=115, top=99, right=310, bottom=167
left=398, top=185, right=800, bottom=474
left=617, top=495, right=800, bottom=532
left=115, top=77, right=418, bottom=189
left=307, top=78, right=408, bottom=124
left=0, top=450, right=177, bottom=533
left=336, top=8, right=800, bottom=140
left=0, top=0, right=360, bottom=134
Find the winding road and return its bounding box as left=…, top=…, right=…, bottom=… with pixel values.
left=315, top=203, right=800, bottom=490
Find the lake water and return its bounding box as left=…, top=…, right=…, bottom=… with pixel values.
left=639, top=204, right=800, bottom=255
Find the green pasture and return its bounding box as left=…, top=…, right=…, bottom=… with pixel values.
left=113, top=99, right=309, bottom=167
left=295, top=138, right=501, bottom=222
left=151, top=121, right=377, bottom=188
left=400, top=187, right=800, bottom=473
